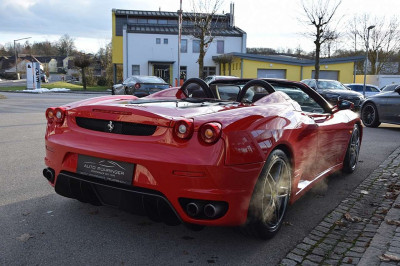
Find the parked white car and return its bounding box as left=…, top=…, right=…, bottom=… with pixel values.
left=345, top=83, right=381, bottom=98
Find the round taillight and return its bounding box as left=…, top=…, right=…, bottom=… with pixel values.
left=199, top=122, right=222, bottom=144
left=54, top=107, right=66, bottom=124
left=45, top=107, right=56, bottom=122
left=134, top=83, right=141, bottom=89
left=174, top=119, right=193, bottom=139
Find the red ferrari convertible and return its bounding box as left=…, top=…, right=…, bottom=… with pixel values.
left=43, top=78, right=362, bottom=239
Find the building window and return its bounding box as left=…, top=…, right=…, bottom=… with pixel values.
left=203, top=66, right=216, bottom=78
left=217, top=40, right=224, bottom=54
left=180, top=66, right=187, bottom=81
left=167, top=20, right=178, bottom=25
left=164, top=38, right=168, bottom=44
left=193, top=40, right=200, bottom=53
left=156, top=38, right=161, bottom=44
left=181, top=39, right=187, bottom=53
left=132, top=65, right=140, bottom=75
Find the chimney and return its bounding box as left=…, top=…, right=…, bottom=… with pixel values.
left=229, top=2, right=235, bottom=27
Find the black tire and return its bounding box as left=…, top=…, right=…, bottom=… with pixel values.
left=244, top=149, right=291, bottom=239
left=343, top=124, right=361, bottom=173
left=361, top=102, right=381, bottom=127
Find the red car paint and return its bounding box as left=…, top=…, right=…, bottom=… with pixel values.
left=44, top=79, right=362, bottom=227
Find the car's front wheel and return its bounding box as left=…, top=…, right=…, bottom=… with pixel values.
left=245, top=149, right=291, bottom=239
left=361, top=103, right=380, bottom=127
left=343, top=124, right=361, bottom=173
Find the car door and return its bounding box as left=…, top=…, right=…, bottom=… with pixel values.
left=295, top=85, right=350, bottom=177
left=306, top=112, right=351, bottom=178
left=381, top=88, right=400, bottom=123
left=278, top=85, right=345, bottom=179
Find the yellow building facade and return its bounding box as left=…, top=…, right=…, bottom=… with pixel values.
left=217, top=53, right=363, bottom=83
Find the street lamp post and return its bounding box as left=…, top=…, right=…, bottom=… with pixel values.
left=363, top=25, right=375, bottom=98
left=353, top=32, right=357, bottom=83
left=177, top=0, right=183, bottom=87
left=14, top=37, right=31, bottom=80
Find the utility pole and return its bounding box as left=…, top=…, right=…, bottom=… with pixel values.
left=353, top=33, right=356, bottom=83
left=363, top=25, right=375, bottom=98
left=177, top=0, right=183, bottom=87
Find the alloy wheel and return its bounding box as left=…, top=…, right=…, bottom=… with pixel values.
left=362, top=105, right=376, bottom=126
left=261, top=157, right=290, bottom=230
left=348, top=127, right=360, bottom=170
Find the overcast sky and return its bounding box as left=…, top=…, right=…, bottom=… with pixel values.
left=0, top=0, right=398, bottom=53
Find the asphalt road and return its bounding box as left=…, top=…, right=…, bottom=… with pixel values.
left=0, top=79, right=27, bottom=87
left=0, top=92, right=399, bottom=265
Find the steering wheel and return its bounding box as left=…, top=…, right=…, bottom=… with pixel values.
left=236, top=79, right=275, bottom=102
left=180, top=78, right=215, bottom=98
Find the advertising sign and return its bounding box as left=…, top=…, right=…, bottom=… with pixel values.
left=26, top=62, right=41, bottom=90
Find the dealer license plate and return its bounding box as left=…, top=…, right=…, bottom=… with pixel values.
left=77, top=155, right=135, bottom=185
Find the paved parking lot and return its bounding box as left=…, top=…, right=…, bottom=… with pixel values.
left=0, top=92, right=399, bottom=265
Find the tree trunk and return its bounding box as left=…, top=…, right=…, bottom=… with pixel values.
left=198, top=40, right=205, bottom=79
left=369, top=51, right=377, bottom=75
left=315, top=41, right=321, bottom=80
left=81, top=67, right=87, bottom=90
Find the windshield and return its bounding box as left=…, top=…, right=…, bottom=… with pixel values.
left=381, top=84, right=398, bottom=92
left=317, top=80, right=348, bottom=90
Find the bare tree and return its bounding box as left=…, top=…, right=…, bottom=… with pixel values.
left=57, top=34, right=76, bottom=57
left=349, top=14, right=400, bottom=74
left=189, top=0, right=224, bottom=79
left=73, top=53, right=91, bottom=90
left=301, top=0, right=342, bottom=80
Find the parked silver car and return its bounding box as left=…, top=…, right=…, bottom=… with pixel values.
left=361, top=86, right=400, bottom=127
left=345, top=83, right=380, bottom=98
left=112, top=76, right=170, bottom=97
left=380, top=83, right=400, bottom=93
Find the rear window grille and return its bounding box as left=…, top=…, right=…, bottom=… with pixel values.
left=75, top=117, right=157, bottom=136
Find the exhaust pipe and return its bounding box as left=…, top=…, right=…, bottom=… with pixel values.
left=204, top=204, right=221, bottom=218
left=186, top=202, right=200, bottom=217
left=43, top=168, right=55, bottom=183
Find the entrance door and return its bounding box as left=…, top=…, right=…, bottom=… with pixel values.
left=153, top=64, right=171, bottom=84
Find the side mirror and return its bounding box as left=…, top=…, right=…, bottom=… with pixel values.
left=332, top=100, right=354, bottom=113
left=395, top=87, right=400, bottom=94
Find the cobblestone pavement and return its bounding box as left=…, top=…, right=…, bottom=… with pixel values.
left=281, top=147, right=400, bottom=266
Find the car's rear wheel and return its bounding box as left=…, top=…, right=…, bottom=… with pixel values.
left=361, top=103, right=381, bottom=127
left=245, top=149, right=291, bottom=239
left=343, top=124, right=361, bottom=173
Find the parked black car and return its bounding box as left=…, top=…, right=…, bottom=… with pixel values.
left=360, top=86, right=400, bottom=127
left=112, top=76, right=170, bottom=97
left=301, top=79, right=365, bottom=110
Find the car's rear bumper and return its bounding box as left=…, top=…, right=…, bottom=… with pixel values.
left=44, top=130, right=264, bottom=226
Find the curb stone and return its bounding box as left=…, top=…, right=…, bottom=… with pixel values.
left=280, top=147, right=400, bottom=266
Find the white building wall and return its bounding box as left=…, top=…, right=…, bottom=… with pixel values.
left=122, top=30, right=246, bottom=81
